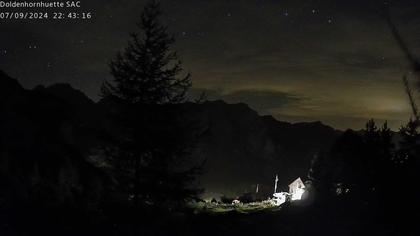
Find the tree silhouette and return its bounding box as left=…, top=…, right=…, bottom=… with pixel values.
left=100, top=0, right=200, bottom=209
left=383, top=6, right=420, bottom=227
left=403, top=75, right=419, bottom=120
left=307, top=152, right=333, bottom=202
left=102, top=1, right=191, bottom=104
left=397, top=119, right=420, bottom=171
left=308, top=120, right=396, bottom=203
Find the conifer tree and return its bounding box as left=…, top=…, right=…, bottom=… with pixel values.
left=101, top=0, right=200, bottom=209
left=102, top=1, right=191, bottom=104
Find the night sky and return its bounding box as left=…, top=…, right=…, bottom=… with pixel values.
left=1, top=0, right=420, bottom=130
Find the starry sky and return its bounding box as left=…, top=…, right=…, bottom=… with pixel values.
left=1, top=0, right=420, bottom=130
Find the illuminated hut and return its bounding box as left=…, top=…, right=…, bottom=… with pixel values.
left=288, top=177, right=305, bottom=200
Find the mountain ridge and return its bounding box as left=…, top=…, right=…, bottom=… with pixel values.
left=0, top=71, right=341, bottom=198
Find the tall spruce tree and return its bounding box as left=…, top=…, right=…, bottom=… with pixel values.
left=101, top=0, right=200, bottom=209
left=102, top=1, right=191, bottom=104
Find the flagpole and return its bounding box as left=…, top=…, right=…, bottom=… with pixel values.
left=274, top=174, right=278, bottom=194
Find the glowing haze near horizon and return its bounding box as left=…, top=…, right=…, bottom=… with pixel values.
left=1, top=0, right=420, bottom=130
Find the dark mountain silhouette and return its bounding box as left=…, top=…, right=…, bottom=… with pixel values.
left=0, top=71, right=109, bottom=219
left=186, top=101, right=340, bottom=197
left=0, top=71, right=341, bottom=201
left=34, top=83, right=102, bottom=126
left=39, top=85, right=341, bottom=197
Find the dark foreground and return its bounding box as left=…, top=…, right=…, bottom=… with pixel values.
left=1, top=199, right=412, bottom=236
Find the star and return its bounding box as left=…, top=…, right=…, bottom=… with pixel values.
left=312, top=9, right=317, bottom=14
left=284, top=12, right=289, bottom=17
left=328, top=18, right=333, bottom=24
left=227, top=13, right=231, bottom=17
